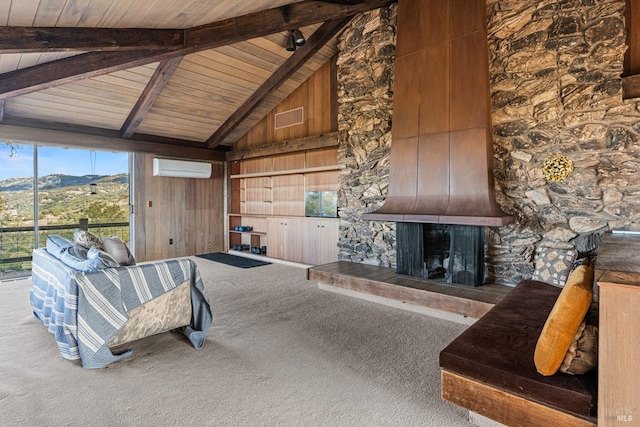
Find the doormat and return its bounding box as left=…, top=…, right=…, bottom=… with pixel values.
left=196, top=252, right=271, bottom=268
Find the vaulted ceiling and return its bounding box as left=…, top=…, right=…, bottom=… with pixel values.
left=0, top=0, right=394, bottom=161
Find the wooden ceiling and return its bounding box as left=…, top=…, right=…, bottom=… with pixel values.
left=0, top=0, right=394, bottom=161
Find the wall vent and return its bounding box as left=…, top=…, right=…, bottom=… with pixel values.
left=275, top=107, right=304, bottom=129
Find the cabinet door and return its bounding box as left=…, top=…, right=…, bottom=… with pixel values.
left=304, top=218, right=339, bottom=265
left=267, top=217, right=285, bottom=259
left=267, top=217, right=303, bottom=263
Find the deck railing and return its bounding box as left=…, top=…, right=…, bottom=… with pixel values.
left=0, top=221, right=129, bottom=277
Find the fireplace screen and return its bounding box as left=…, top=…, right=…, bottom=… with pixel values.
left=423, top=224, right=484, bottom=286
left=396, top=223, right=485, bottom=286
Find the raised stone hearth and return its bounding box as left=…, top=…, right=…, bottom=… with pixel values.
left=308, top=261, right=511, bottom=319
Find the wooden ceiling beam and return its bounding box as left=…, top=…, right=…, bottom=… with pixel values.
left=0, top=50, right=180, bottom=100
left=316, top=1, right=365, bottom=4
left=0, top=0, right=395, bottom=100
left=120, top=57, right=183, bottom=138
left=185, top=0, right=392, bottom=49
left=205, top=17, right=352, bottom=149
left=0, top=123, right=226, bottom=161
left=1, top=117, right=214, bottom=149
left=0, top=27, right=184, bottom=53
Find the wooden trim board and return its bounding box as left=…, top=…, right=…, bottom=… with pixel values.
left=226, top=132, right=339, bottom=161
left=441, top=370, right=597, bottom=427
left=230, top=165, right=342, bottom=179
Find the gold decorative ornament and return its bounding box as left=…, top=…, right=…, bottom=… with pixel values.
left=542, top=153, right=573, bottom=182
left=542, top=40, right=574, bottom=183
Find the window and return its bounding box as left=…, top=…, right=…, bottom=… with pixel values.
left=0, top=144, right=130, bottom=278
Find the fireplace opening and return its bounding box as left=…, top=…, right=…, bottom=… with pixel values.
left=396, top=222, right=485, bottom=286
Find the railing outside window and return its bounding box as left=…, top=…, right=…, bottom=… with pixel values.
left=0, top=221, right=129, bottom=278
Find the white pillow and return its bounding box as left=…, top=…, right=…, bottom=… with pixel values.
left=87, top=247, right=121, bottom=268
left=100, top=236, right=136, bottom=266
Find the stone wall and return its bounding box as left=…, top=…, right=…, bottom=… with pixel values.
left=487, top=0, right=631, bottom=284
left=336, top=5, right=397, bottom=267
left=336, top=0, right=638, bottom=285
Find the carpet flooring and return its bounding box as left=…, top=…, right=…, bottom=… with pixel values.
left=0, top=258, right=472, bottom=426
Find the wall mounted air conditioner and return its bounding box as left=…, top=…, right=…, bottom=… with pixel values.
left=152, top=158, right=212, bottom=179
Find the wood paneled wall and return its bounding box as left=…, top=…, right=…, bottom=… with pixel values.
left=133, top=152, right=225, bottom=262
left=233, top=56, right=338, bottom=150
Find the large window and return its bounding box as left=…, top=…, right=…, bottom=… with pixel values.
left=0, top=144, right=130, bottom=278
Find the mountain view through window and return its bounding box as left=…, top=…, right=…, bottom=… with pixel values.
left=0, top=144, right=130, bottom=278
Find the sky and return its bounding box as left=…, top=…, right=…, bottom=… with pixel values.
left=0, top=143, right=129, bottom=180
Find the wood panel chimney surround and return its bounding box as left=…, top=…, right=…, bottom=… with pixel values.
left=362, top=0, right=513, bottom=226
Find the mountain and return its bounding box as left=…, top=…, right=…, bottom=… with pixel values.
left=1, top=173, right=130, bottom=227
left=0, top=174, right=128, bottom=191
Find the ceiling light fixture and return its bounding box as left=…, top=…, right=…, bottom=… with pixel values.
left=292, top=29, right=305, bottom=46
left=286, top=29, right=305, bottom=52
left=286, top=31, right=297, bottom=52
left=89, top=150, right=98, bottom=195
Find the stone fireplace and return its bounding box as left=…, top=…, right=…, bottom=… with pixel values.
left=396, top=222, right=485, bottom=286
left=360, top=0, right=511, bottom=288
left=337, top=1, right=632, bottom=287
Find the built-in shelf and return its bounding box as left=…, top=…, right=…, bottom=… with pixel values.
left=229, top=230, right=267, bottom=236
left=228, top=147, right=340, bottom=264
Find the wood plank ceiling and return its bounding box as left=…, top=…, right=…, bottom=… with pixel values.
left=0, top=0, right=394, bottom=161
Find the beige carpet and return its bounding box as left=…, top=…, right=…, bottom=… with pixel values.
left=0, top=257, right=472, bottom=426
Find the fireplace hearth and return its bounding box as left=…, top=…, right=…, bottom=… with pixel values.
left=396, top=222, right=485, bottom=286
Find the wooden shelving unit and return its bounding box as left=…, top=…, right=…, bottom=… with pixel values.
left=228, top=147, right=340, bottom=265
left=228, top=214, right=268, bottom=250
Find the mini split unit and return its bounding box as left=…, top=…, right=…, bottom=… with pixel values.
left=152, top=158, right=212, bottom=179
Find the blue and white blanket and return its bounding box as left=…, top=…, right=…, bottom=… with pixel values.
left=30, top=248, right=212, bottom=368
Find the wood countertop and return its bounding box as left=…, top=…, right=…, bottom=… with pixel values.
left=595, top=232, right=640, bottom=288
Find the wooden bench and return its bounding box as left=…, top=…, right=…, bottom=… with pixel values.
left=439, top=280, right=597, bottom=427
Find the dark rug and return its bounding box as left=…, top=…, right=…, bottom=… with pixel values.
left=196, top=252, right=271, bottom=268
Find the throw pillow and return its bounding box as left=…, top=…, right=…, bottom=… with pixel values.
left=87, top=247, right=121, bottom=268
left=534, top=265, right=594, bottom=376
left=73, top=228, right=103, bottom=250
left=60, top=249, right=107, bottom=272
left=100, top=236, right=136, bottom=266
left=532, top=246, right=578, bottom=287
left=45, top=235, right=74, bottom=259
left=70, top=244, right=89, bottom=259
left=559, top=321, right=598, bottom=375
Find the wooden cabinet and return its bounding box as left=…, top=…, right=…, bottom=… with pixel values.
left=267, top=216, right=338, bottom=265
left=595, top=233, right=640, bottom=427
left=228, top=147, right=340, bottom=264
left=304, top=218, right=339, bottom=265
left=268, top=217, right=303, bottom=263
